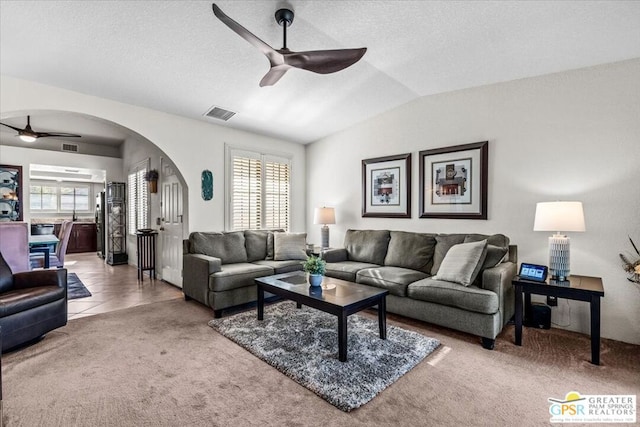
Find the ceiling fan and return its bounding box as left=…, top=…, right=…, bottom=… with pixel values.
left=0, top=115, right=81, bottom=142
left=212, top=3, right=367, bottom=87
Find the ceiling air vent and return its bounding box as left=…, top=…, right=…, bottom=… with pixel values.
left=205, top=106, right=236, bottom=121
left=61, top=143, right=79, bottom=153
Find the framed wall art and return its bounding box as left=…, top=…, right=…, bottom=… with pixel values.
left=419, top=141, right=488, bottom=219
left=362, top=153, right=411, bottom=218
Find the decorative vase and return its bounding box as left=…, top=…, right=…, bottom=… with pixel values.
left=148, top=180, right=158, bottom=194
left=308, top=274, right=323, bottom=287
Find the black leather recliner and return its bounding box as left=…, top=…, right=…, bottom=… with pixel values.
left=0, top=252, right=67, bottom=352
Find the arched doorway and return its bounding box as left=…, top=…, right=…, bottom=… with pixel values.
left=0, top=110, right=188, bottom=287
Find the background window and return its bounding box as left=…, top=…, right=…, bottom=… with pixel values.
left=60, top=185, right=90, bottom=211
left=30, top=182, right=90, bottom=212
left=227, top=148, right=290, bottom=231
left=30, top=184, right=58, bottom=211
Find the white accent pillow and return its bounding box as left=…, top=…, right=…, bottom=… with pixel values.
left=433, top=240, right=488, bottom=286
left=273, top=232, right=308, bottom=261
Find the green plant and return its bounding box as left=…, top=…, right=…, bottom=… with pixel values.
left=144, top=169, right=159, bottom=182
left=303, top=255, right=326, bottom=275
left=620, top=236, right=640, bottom=284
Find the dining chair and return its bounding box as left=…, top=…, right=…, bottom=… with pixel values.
left=30, top=220, right=73, bottom=269
left=0, top=222, right=30, bottom=273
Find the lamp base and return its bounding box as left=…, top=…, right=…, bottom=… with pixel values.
left=549, top=234, right=570, bottom=281
left=320, top=225, right=330, bottom=249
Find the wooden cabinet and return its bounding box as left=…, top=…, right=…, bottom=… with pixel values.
left=70, top=223, right=97, bottom=253
left=54, top=222, right=97, bottom=253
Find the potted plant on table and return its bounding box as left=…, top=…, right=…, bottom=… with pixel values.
left=144, top=169, right=159, bottom=193
left=303, top=255, right=326, bottom=287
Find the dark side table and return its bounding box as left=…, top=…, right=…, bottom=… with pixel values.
left=513, top=275, right=604, bottom=365
left=136, top=231, right=158, bottom=281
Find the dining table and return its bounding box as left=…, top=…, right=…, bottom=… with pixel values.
left=29, top=234, right=60, bottom=269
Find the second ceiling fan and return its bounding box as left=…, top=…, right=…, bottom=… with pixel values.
left=0, top=115, right=81, bottom=142
left=212, top=3, right=367, bottom=87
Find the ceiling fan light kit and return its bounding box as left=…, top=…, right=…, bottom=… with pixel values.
left=212, top=3, right=367, bottom=86
left=0, top=115, right=81, bottom=142
left=19, top=135, right=37, bottom=143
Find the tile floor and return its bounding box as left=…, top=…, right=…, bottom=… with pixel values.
left=65, top=252, right=184, bottom=320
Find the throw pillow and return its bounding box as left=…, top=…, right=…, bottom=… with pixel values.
left=430, top=234, right=467, bottom=275
left=433, top=239, right=488, bottom=287
left=273, top=232, right=308, bottom=261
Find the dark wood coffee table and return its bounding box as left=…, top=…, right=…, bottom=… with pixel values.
left=255, top=271, right=388, bottom=362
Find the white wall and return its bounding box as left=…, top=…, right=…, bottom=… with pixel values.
left=306, top=59, right=640, bottom=344
left=0, top=76, right=307, bottom=233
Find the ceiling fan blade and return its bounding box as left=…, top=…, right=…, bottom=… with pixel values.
left=36, top=132, right=81, bottom=138
left=284, top=48, right=367, bottom=74
left=0, top=122, right=24, bottom=133
left=212, top=4, right=284, bottom=66
left=259, top=65, right=290, bottom=87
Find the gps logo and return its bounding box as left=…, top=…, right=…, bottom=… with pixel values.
left=549, top=392, right=586, bottom=417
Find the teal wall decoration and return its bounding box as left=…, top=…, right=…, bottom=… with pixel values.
left=201, top=170, right=213, bottom=201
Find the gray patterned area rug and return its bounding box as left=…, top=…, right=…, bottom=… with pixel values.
left=208, top=301, right=440, bottom=412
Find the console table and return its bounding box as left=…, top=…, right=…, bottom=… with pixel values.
left=513, top=275, right=604, bottom=365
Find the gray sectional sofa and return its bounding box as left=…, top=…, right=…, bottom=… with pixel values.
left=182, top=230, right=305, bottom=317
left=322, top=229, right=517, bottom=349
left=182, top=228, right=517, bottom=349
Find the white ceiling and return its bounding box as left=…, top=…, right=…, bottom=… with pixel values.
left=1, top=1, right=639, bottom=145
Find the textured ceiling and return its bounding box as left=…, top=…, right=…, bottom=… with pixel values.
left=1, top=1, right=639, bottom=144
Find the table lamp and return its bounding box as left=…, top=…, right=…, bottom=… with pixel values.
left=314, top=207, right=335, bottom=249
left=533, top=201, right=585, bottom=281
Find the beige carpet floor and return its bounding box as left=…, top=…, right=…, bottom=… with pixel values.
left=2, top=299, right=639, bottom=426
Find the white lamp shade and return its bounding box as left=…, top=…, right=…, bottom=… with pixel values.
left=314, top=207, right=336, bottom=225
left=533, top=201, right=585, bottom=232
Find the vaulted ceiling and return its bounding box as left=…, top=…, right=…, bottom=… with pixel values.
left=1, top=1, right=639, bottom=144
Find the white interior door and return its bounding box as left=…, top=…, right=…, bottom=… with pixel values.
left=160, top=162, right=183, bottom=287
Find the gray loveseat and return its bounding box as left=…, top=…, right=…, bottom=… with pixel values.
left=182, top=230, right=305, bottom=317
left=322, top=229, right=517, bottom=349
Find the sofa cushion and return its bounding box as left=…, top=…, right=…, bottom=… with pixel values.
left=407, top=278, right=499, bottom=314
left=324, top=261, right=380, bottom=282
left=433, top=240, right=488, bottom=286
left=431, top=234, right=466, bottom=275
left=357, top=266, right=429, bottom=297
left=464, top=233, right=510, bottom=249
left=253, top=260, right=303, bottom=274
left=244, top=230, right=270, bottom=262
left=464, top=233, right=509, bottom=269
left=273, top=233, right=307, bottom=261
left=208, top=263, right=273, bottom=292
left=190, top=231, right=248, bottom=264
left=0, top=286, right=66, bottom=317
left=384, top=231, right=436, bottom=273
left=344, top=229, right=390, bottom=265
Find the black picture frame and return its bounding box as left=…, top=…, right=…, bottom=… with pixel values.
left=362, top=153, right=411, bottom=218
left=418, top=141, right=488, bottom=220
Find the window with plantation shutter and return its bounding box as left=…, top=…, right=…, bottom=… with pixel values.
left=127, top=160, right=149, bottom=235
left=264, top=157, right=290, bottom=229
left=226, top=147, right=291, bottom=231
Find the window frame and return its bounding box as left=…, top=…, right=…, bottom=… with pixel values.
left=225, top=145, right=292, bottom=231
left=127, top=159, right=149, bottom=235
left=29, top=180, right=92, bottom=213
